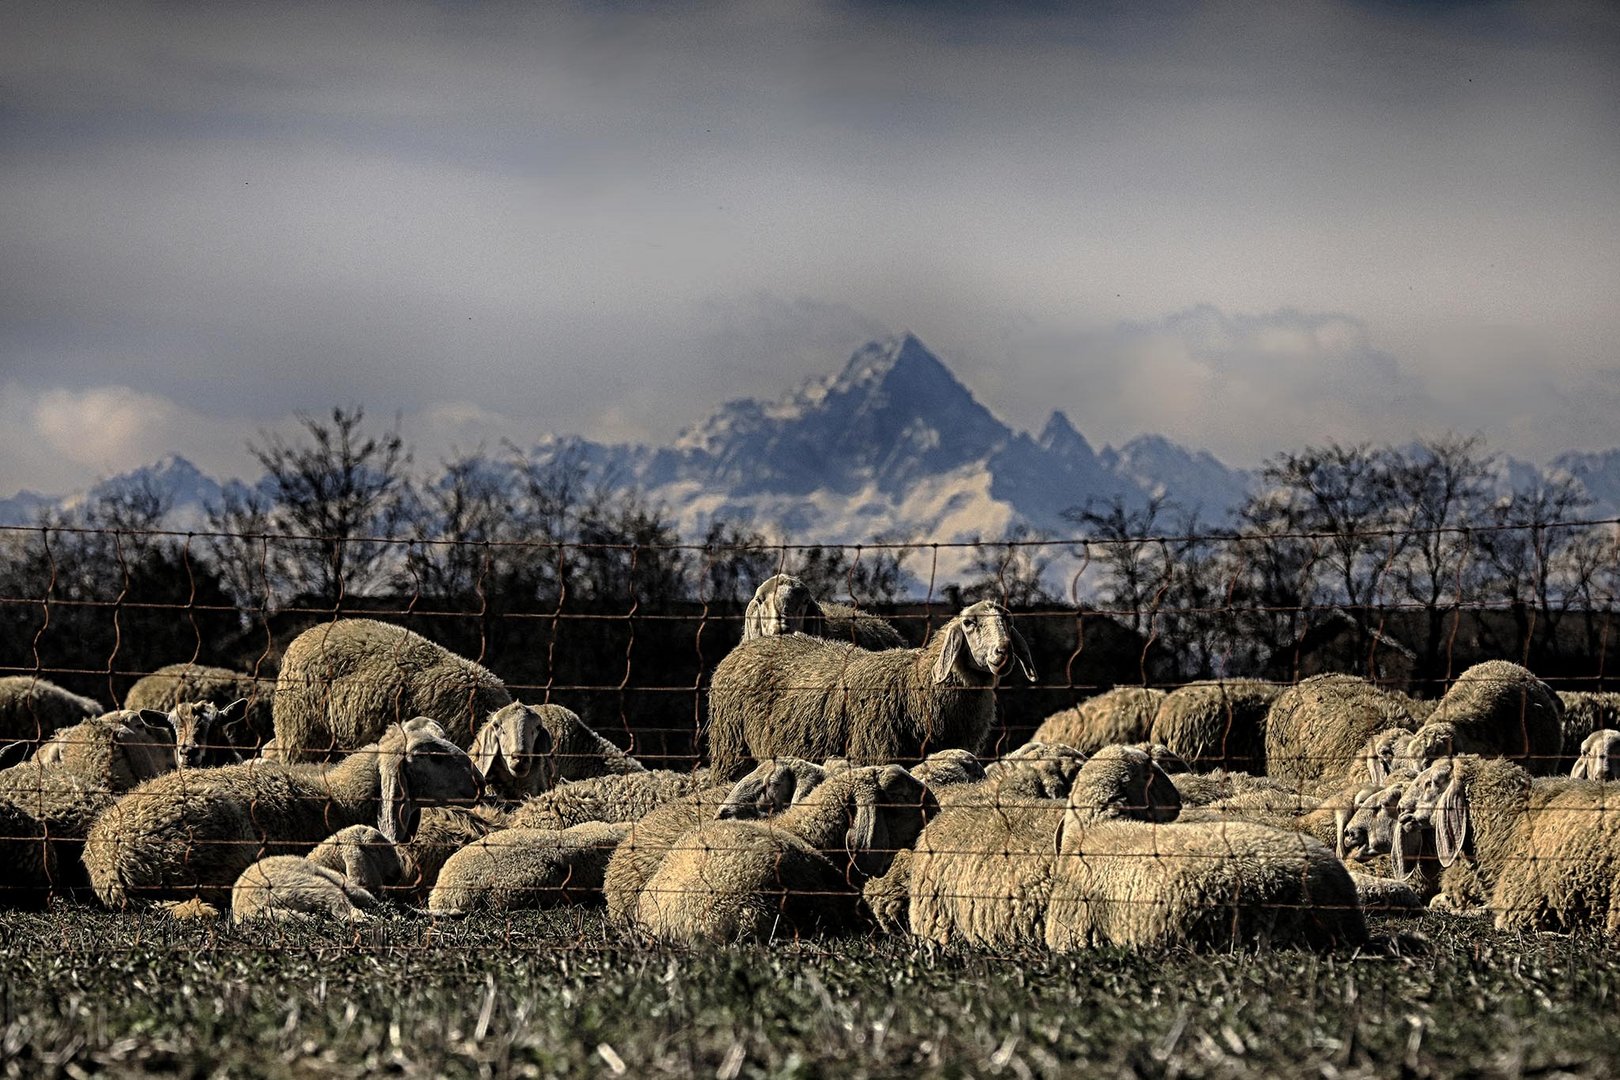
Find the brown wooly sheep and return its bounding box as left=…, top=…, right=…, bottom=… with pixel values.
left=1148, top=680, right=1278, bottom=774
left=1033, top=687, right=1166, bottom=755
left=272, top=619, right=512, bottom=762
left=1044, top=746, right=1367, bottom=951
left=1421, top=660, right=1563, bottom=776
left=633, top=765, right=935, bottom=944
left=426, top=822, right=631, bottom=915
left=138, top=700, right=248, bottom=770
left=0, top=677, right=102, bottom=750
left=707, top=600, right=1035, bottom=777
left=743, top=573, right=906, bottom=650
left=1557, top=692, right=1620, bottom=772
left=1399, top=753, right=1620, bottom=934
left=125, top=663, right=275, bottom=752
left=471, top=702, right=645, bottom=805
left=1264, top=674, right=1417, bottom=795
left=601, top=783, right=738, bottom=926
left=83, top=717, right=482, bottom=911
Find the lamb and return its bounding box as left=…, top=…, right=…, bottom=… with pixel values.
left=1398, top=753, right=1620, bottom=934
left=743, top=573, right=906, bottom=650
left=1044, top=746, right=1367, bottom=951
left=601, top=782, right=740, bottom=926
left=632, top=765, right=935, bottom=943
left=83, top=716, right=482, bottom=911
left=230, top=857, right=384, bottom=924
left=306, top=824, right=406, bottom=893
left=1264, top=674, right=1418, bottom=795
left=1571, top=730, right=1620, bottom=781
left=706, top=599, right=1035, bottom=776
left=1420, top=660, right=1563, bottom=775
left=1031, top=687, right=1166, bottom=754
left=272, top=618, right=513, bottom=761
left=1147, top=680, right=1278, bottom=773
left=0, top=676, right=101, bottom=747
left=426, top=822, right=631, bottom=915
left=1556, top=691, right=1620, bottom=771
left=24, top=710, right=178, bottom=791
left=125, top=663, right=275, bottom=752
left=138, top=700, right=248, bottom=769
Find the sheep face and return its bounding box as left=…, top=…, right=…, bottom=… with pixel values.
left=471, top=703, right=555, bottom=792
left=1572, top=729, right=1620, bottom=781
left=743, top=574, right=821, bottom=640
left=1338, top=782, right=1407, bottom=862
left=840, top=765, right=937, bottom=880
left=1360, top=728, right=1415, bottom=787
left=41, top=710, right=176, bottom=783
left=379, top=717, right=485, bottom=843
left=932, top=601, right=1036, bottom=685
left=141, top=699, right=247, bottom=769
left=716, top=757, right=827, bottom=820
left=1398, top=758, right=1471, bottom=868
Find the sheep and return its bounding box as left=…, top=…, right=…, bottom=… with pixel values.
left=24, top=710, right=178, bottom=791
left=1031, top=687, right=1166, bottom=754
left=272, top=618, right=513, bottom=761
left=508, top=770, right=708, bottom=832
left=1397, top=753, right=1620, bottom=933
left=0, top=676, right=102, bottom=749
left=83, top=716, right=482, bottom=911
left=138, top=700, right=248, bottom=769
left=427, top=822, right=631, bottom=915
left=1148, top=680, right=1278, bottom=773
left=707, top=599, right=1035, bottom=776
left=908, top=748, right=986, bottom=789
left=1264, top=674, right=1418, bottom=795
left=743, top=573, right=906, bottom=650
left=469, top=702, right=555, bottom=803
left=230, top=857, right=384, bottom=924
left=1044, top=746, right=1367, bottom=951
left=1169, top=769, right=1304, bottom=808
left=714, top=758, right=827, bottom=820
left=1571, top=730, right=1620, bottom=781
left=125, top=663, right=275, bottom=752
left=1422, top=660, right=1563, bottom=775
left=519, top=702, right=646, bottom=784
left=981, top=742, right=1088, bottom=801
left=306, top=824, right=405, bottom=894
left=1335, top=780, right=1441, bottom=906
left=1557, top=691, right=1620, bottom=771
left=601, top=783, right=739, bottom=926
left=633, top=765, right=935, bottom=943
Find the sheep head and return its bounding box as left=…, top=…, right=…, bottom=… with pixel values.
left=1572, top=729, right=1620, bottom=781
left=1398, top=757, right=1472, bottom=869
left=984, top=742, right=1087, bottom=800
left=909, top=748, right=986, bottom=789
left=141, top=699, right=247, bottom=769
left=471, top=703, right=556, bottom=794
left=379, top=717, right=484, bottom=843
left=716, top=756, right=828, bottom=820
left=743, top=574, right=822, bottom=640
left=1062, top=745, right=1182, bottom=838
left=931, top=601, right=1036, bottom=685
left=838, top=765, right=937, bottom=881
left=1360, top=727, right=1417, bottom=787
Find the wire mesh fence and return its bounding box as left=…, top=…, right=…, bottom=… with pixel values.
left=0, top=517, right=1618, bottom=950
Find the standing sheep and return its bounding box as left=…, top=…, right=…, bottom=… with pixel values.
left=84, top=717, right=482, bottom=911
left=1044, top=746, right=1367, bottom=952
left=1422, top=660, right=1563, bottom=775
left=707, top=599, right=1035, bottom=776
left=125, top=663, right=275, bottom=752
left=0, top=676, right=101, bottom=747
left=1032, top=687, right=1165, bottom=754
left=1264, top=674, right=1418, bottom=795
left=743, top=573, right=906, bottom=650
left=272, top=619, right=512, bottom=762
left=427, top=822, right=631, bottom=915
left=1147, top=680, right=1278, bottom=773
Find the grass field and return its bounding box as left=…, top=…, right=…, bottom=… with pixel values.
left=2, top=904, right=1616, bottom=1078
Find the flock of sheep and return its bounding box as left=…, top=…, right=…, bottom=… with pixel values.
left=2, top=570, right=1618, bottom=952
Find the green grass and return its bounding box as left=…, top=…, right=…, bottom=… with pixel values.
left=2, top=904, right=1617, bottom=1078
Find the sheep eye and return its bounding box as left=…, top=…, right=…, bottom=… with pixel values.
left=963, top=618, right=977, bottom=629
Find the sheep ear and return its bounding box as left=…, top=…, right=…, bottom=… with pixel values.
left=1333, top=807, right=1350, bottom=860
left=218, top=698, right=248, bottom=727
left=137, top=709, right=174, bottom=733
left=0, top=740, right=29, bottom=770
left=1009, top=623, right=1037, bottom=682
left=378, top=751, right=418, bottom=843
left=470, top=723, right=502, bottom=781
left=844, top=794, right=889, bottom=880
left=932, top=624, right=968, bottom=685
left=1434, top=773, right=1470, bottom=869
left=1144, top=762, right=1182, bottom=822
left=743, top=596, right=766, bottom=640
left=1367, top=752, right=1389, bottom=787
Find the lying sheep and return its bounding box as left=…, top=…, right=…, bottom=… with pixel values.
left=273, top=618, right=512, bottom=761
left=125, top=663, right=275, bottom=752
left=0, top=676, right=101, bottom=748
left=633, top=765, right=935, bottom=943
left=1264, top=674, right=1418, bottom=795
left=139, top=700, right=247, bottom=769
left=1044, top=746, right=1367, bottom=951
left=522, top=703, right=646, bottom=784
left=24, top=710, right=177, bottom=791
left=390, top=805, right=508, bottom=903
left=908, top=748, right=986, bottom=790
left=307, top=824, right=405, bottom=894
left=1557, top=691, right=1620, bottom=772
left=1148, top=680, right=1278, bottom=773
left=1422, top=660, right=1563, bottom=775
left=1032, top=687, right=1166, bottom=754
left=427, top=822, right=631, bottom=915
left=707, top=600, right=1035, bottom=776
left=231, top=856, right=383, bottom=924
left=743, top=573, right=906, bottom=650
left=471, top=702, right=645, bottom=802
left=1399, top=753, right=1620, bottom=934
left=602, top=783, right=739, bottom=926
left=84, top=717, right=482, bottom=911
left=1571, top=730, right=1620, bottom=781
left=508, top=770, right=707, bottom=832
left=981, top=742, right=1088, bottom=801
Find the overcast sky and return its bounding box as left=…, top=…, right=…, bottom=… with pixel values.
left=1, top=0, right=1616, bottom=496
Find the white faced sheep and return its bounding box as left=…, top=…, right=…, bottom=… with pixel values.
left=743, top=573, right=906, bottom=650
left=1571, top=730, right=1620, bottom=781
left=0, top=676, right=102, bottom=749
left=1398, top=753, right=1620, bottom=934
left=1044, top=746, right=1367, bottom=952
left=125, top=663, right=275, bottom=753
left=83, top=716, right=483, bottom=911
left=1556, top=692, right=1620, bottom=772
left=272, top=618, right=513, bottom=762
left=427, top=822, right=632, bottom=915
left=1263, top=674, right=1419, bottom=795
left=475, top=703, right=646, bottom=796
left=1420, top=660, right=1563, bottom=775
left=306, top=824, right=406, bottom=893
left=707, top=599, right=1035, bottom=777
left=1147, top=680, right=1278, bottom=774
left=632, top=765, right=936, bottom=944
left=137, top=700, right=248, bottom=770
left=1032, top=687, right=1166, bottom=755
